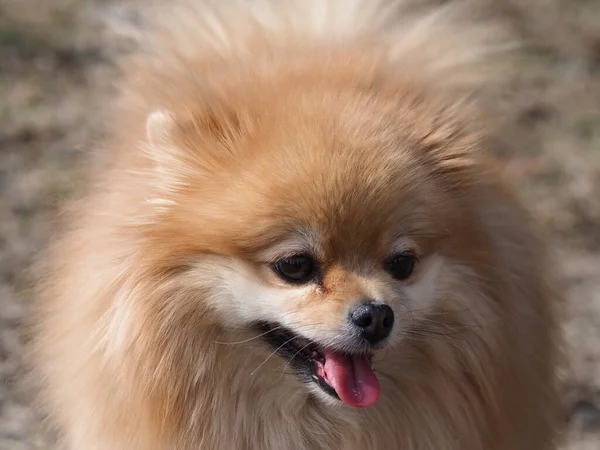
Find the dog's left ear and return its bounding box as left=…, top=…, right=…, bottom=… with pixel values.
left=382, top=4, right=517, bottom=104
left=377, top=4, right=517, bottom=179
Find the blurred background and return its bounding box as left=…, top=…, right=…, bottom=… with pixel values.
left=1, top=0, right=599, bottom=448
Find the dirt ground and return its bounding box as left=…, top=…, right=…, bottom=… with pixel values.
left=1, top=0, right=599, bottom=448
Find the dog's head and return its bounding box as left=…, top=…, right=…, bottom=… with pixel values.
left=134, top=54, right=500, bottom=408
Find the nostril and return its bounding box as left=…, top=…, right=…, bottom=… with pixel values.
left=355, top=314, right=372, bottom=328
left=380, top=305, right=394, bottom=330
left=350, top=303, right=374, bottom=329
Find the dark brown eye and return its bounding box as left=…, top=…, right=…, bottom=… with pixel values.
left=384, top=252, right=417, bottom=281
left=272, top=254, right=317, bottom=284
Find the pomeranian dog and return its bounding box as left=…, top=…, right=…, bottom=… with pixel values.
left=30, top=0, right=560, bottom=449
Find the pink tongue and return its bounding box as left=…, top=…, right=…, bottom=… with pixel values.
left=322, top=349, right=381, bottom=408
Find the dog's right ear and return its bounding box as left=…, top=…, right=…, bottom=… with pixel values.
left=145, top=104, right=246, bottom=194
left=145, top=109, right=186, bottom=191
left=146, top=109, right=173, bottom=149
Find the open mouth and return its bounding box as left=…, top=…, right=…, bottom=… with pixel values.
left=256, top=322, right=381, bottom=408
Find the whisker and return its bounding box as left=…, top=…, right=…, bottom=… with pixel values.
left=398, top=302, right=415, bottom=328
left=212, top=317, right=327, bottom=347
left=250, top=335, right=300, bottom=377
left=280, top=342, right=315, bottom=379
left=214, top=326, right=283, bottom=345
left=404, top=330, right=465, bottom=354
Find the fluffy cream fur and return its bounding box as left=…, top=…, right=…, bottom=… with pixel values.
left=30, top=1, right=560, bottom=449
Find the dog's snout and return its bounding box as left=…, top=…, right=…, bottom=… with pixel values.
left=350, top=302, right=394, bottom=344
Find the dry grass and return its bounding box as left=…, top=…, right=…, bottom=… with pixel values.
left=0, top=0, right=599, bottom=448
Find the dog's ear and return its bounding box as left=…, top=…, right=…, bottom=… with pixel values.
left=145, top=105, right=244, bottom=190
left=145, top=109, right=184, bottom=190
left=376, top=4, right=517, bottom=181
left=146, top=109, right=174, bottom=156
left=382, top=4, right=517, bottom=104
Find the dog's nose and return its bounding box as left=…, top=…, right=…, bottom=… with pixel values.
left=349, top=302, right=394, bottom=344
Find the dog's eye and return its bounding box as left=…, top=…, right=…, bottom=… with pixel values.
left=384, top=252, right=417, bottom=281
left=272, top=255, right=317, bottom=284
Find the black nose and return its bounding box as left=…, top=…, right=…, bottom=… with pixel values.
left=350, top=302, right=394, bottom=344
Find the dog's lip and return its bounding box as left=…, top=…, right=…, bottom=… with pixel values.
left=255, top=321, right=378, bottom=406
left=255, top=320, right=328, bottom=369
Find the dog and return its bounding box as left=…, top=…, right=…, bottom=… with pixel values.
left=30, top=0, right=560, bottom=448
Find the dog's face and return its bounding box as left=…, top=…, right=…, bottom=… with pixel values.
left=144, top=79, right=482, bottom=409
left=208, top=221, right=449, bottom=408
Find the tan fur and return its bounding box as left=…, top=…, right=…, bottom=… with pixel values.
left=29, top=1, right=560, bottom=449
